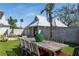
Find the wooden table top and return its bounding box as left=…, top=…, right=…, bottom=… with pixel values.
left=33, top=40, right=68, bottom=52
left=20, top=37, right=68, bottom=52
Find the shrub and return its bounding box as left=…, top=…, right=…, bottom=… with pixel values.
left=0, top=35, right=8, bottom=42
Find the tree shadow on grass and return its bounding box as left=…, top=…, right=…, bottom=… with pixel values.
left=6, top=47, right=22, bottom=56
left=64, top=42, right=79, bottom=47
left=12, top=47, right=22, bottom=56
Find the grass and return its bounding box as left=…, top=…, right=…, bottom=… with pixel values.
left=62, top=43, right=79, bottom=56
left=0, top=40, right=21, bottom=56
left=62, top=46, right=74, bottom=55
left=0, top=38, right=78, bottom=56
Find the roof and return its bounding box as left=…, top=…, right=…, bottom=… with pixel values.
left=28, top=15, right=67, bottom=27
left=52, top=17, right=67, bottom=27
left=29, top=15, right=50, bottom=27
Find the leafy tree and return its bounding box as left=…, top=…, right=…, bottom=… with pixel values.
left=41, top=3, right=55, bottom=40
left=57, top=4, right=77, bottom=26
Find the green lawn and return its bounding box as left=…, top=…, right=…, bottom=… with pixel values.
left=62, top=43, right=79, bottom=56
left=0, top=39, right=78, bottom=56
left=0, top=40, right=21, bottom=56
left=62, top=46, right=74, bottom=55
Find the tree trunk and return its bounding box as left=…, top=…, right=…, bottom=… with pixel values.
left=77, top=3, right=79, bottom=13
left=10, top=26, right=14, bottom=36
left=11, top=27, right=14, bottom=36
left=77, top=4, right=79, bottom=26
left=49, top=13, right=52, bottom=40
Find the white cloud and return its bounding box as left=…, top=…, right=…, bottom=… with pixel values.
left=25, top=12, right=38, bottom=17
left=6, top=4, right=42, bottom=27
left=12, top=4, right=40, bottom=12
left=11, top=4, right=40, bottom=18
left=12, top=5, right=27, bottom=11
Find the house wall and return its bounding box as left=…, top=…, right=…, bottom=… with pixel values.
left=25, top=27, right=79, bottom=44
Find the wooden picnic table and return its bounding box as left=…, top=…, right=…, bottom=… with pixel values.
left=20, top=37, right=69, bottom=55
left=28, top=38, right=68, bottom=52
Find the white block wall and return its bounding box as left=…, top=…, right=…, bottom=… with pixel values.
left=25, top=27, right=79, bottom=44
left=0, top=27, right=9, bottom=35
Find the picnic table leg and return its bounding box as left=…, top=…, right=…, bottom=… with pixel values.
left=49, top=51, right=56, bottom=56
left=44, top=49, right=55, bottom=56
left=49, top=52, right=53, bottom=56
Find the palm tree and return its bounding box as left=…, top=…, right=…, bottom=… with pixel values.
left=20, top=19, right=23, bottom=28
left=77, top=3, right=79, bottom=26
left=40, top=3, right=55, bottom=40
left=15, top=19, right=17, bottom=23
left=8, top=16, right=17, bottom=35
left=0, top=11, right=4, bottom=19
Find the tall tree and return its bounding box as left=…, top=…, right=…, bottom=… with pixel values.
left=41, top=3, right=55, bottom=40
left=77, top=3, right=79, bottom=13
left=8, top=16, right=17, bottom=35
left=0, top=11, right=4, bottom=19
left=76, top=3, right=79, bottom=26
left=57, top=4, right=77, bottom=26
left=20, top=19, right=23, bottom=28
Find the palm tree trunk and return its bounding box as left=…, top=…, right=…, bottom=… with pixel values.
left=11, top=28, right=14, bottom=36
left=49, top=13, right=52, bottom=40
left=77, top=3, right=79, bottom=13
left=20, top=22, right=21, bottom=28
left=10, top=26, right=13, bottom=35
left=77, top=3, right=79, bottom=26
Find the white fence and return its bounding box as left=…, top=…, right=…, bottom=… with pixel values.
left=42, top=27, right=79, bottom=44
left=0, top=27, right=8, bottom=35
left=8, top=29, right=24, bottom=36
left=0, top=27, right=24, bottom=36
left=56, top=27, right=79, bottom=44
left=25, top=27, right=79, bottom=44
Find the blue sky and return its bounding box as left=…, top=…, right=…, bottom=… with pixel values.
left=0, top=3, right=77, bottom=28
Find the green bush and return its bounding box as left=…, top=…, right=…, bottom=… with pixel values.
left=0, top=35, right=5, bottom=39
left=0, top=35, right=8, bottom=42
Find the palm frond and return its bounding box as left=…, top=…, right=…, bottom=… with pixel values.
left=40, top=8, right=46, bottom=14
